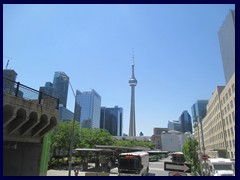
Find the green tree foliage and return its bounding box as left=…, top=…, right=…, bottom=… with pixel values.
left=79, top=128, right=114, bottom=148
left=182, top=138, right=201, bottom=175
left=49, top=122, right=154, bottom=167
left=49, top=121, right=80, bottom=160
left=112, top=139, right=154, bottom=149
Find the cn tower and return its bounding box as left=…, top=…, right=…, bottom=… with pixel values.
left=129, top=52, right=137, bottom=136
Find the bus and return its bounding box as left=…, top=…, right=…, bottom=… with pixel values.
left=148, top=150, right=169, bottom=161
left=171, top=152, right=186, bottom=164
left=118, top=151, right=149, bottom=176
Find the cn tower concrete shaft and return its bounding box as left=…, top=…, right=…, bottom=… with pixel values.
left=129, top=61, right=137, bottom=136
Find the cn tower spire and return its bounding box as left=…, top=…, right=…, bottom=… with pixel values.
left=129, top=49, right=137, bottom=136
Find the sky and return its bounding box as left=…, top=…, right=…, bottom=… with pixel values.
left=3, top=4, right=235, bottom=136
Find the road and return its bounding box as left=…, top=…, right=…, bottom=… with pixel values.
left=148, top=156, right=172, bottom=176
left=47, top=156, right=180, bottom=176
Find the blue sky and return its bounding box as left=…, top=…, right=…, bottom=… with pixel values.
left=3, top=4, right=235, bottom=136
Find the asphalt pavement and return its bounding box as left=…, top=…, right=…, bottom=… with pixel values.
left=47, top=157, right=174, bottom=176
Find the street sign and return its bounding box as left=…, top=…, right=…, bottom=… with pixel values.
left=202, top=154, right=208, bottom=161
left=164, top=162, right=191, bottom=173
left=169, top=172, right=187, bottom=176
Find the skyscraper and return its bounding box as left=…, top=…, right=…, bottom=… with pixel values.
left=3, top=69, right=17, bottom=93
left=168, top=120, right=181, bottom=132
left=73, top=90, right=81, bottom=123
left=191, top=100, right=209, bottom=123
left=179, top=111, right=192, bottom=133
left=100, top=106, right=123, bottom=136
left=53, top=72, right=69, bottom=107
left=218, top=9, right=235, bottom=83
left=39, top=82, right=54, bottom=97
left=129, top=53, right=137, bottom=136
left=76, top=89, right=101, bottom=129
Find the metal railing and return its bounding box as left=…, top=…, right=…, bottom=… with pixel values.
left=3, top=77, right=59, bottom=109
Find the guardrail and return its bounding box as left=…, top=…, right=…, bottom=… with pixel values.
left=3, top=77, right=59, bottom=109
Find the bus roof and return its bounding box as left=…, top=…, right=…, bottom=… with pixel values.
left=119, top=151, right=148, bottom=157
left=172, top=152, right=184, bottom=155
left=148, top=150, right=168, bottom=153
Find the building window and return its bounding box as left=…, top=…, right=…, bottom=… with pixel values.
left=231, top=127, right=234, bottom=136
left=229, top=140, right=232, bottom=148
left=229, top=114, right=232, bottom=124
left=228, top=88, right=231, bottom=97
left=232, top=112, right=235, bottom=122
left=226, top=116, right=228, bottom=125
left=230, top=100, right=233, bottom=109
left=232, top=84, right=235, bottom=93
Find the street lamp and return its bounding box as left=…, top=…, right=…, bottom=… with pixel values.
left=67, top=79, right=78, bottom=176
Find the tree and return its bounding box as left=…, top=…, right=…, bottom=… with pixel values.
left=182, top=138, right=201, bottom=176
left=79, top=128, right=114, bottom=148
left=49, top=121, right=80, bottom=165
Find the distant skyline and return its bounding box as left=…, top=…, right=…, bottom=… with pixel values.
left=3, top=4, right=235, bottom=136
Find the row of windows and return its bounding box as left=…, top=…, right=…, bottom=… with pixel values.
left=225, top=127, right=235, bottom=139
left=223, top=112, right=235, bottom=126
left=222, top=83, right=235, bottom=104
left=205, top=142, right=225, bottom=150
left=207, top=95, right=220, bottom=116
left=226, top=139, right=235, bottom=149
left=222, top=99, right=235, bottom=116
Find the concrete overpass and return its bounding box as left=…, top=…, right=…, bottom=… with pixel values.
left=3, top=78, right=59, bottom=176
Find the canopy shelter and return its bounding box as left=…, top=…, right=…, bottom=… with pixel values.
left=73, top=148, right=115, bottom=171
left=95, top=145, right=150, bottom=157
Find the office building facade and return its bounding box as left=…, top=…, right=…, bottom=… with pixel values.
left=179, top=110, right=192, bottom=133
left=161, top=131, right=191, bottom=152
left=39, top=82, right=54, bottom=97
left=76, top=89, right=101, bottom=129
left=191, top=100, right=209, bottom=123
left=53, top=72, right=69, bottom=107
left=202, top=74, right=235, bottom=159
left=3, top=69, right=18, bottom=93
left=59, top=104, right=74, bottom=122
left=168, top=120, right=181, bottom=132
left=218, top=9, right=235, bottom=83
left=100, top=106, right=123, bottom=136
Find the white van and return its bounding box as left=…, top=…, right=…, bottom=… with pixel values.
left=118, top=151, right=149, bottom=176
left=203, top=158, right=234, bottom=176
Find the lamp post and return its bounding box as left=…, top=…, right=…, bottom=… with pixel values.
left=67, top=79, right=78, bottom=176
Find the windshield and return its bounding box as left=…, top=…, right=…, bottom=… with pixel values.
left=213, top=164, right=233, bottom=170
left=118, top=157, right=141, bottom=170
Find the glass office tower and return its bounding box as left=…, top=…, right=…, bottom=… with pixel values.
left=53, top=72, right=69, bottom=108
left=191, top=100, right=209, bottom=123
left=179, top=110, right=192, bottom=133
left=100, top=106, right=123, bottom=136
left=76, top=89, right=101, bottom=129
left=218, top=9, right=235, bottom=84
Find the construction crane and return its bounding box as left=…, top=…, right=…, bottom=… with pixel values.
left=3, top=56, right=12, bottom=69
